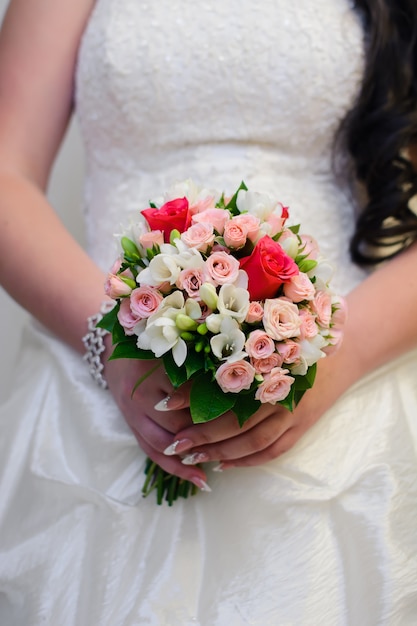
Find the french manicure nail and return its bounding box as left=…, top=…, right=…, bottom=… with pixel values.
left=181, top=452, right=209, bottom=465
left=192, top=477, right=212, bottom=492
left=212, top=463, right=224, bottom=472
left=154, top=396, right=171, bottom=411
left=163, top=438, right=193, bottom=456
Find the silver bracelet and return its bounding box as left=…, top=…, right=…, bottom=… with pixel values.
left=82, top=301, right=115, bottom=390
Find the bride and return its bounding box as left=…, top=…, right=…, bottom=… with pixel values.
left=0, top=0, right=416, bottom=624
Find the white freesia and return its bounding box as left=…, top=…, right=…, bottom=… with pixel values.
left=290, top=335, right=327, bottom=376
left=279, top=232, right=299, bottom=259
left=137, top=291, right=192, bottom=366
left=236, top=190, right=277, bottom=221
left=199, top=283, right=218, bottom=310
left=217, top=284, right=250, bottom=323
left=205, top=313, right=223, bottom=334
left=138, top=254, right=182, bottom=286
left=210, top=317, right=247, bottom=362
left=309, top=259, right=334, bottom=290
left=115, top=214, right=149, bottom=249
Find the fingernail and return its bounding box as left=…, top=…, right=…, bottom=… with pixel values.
left=192, top=477, right=212, bottom=492
left=212, top=463, right=224, bottom=472
left=154, top=396, right=171, bottom=411
left=181, top=452, right=208, bottom=465
left=163, top=438, right=193, bottom=456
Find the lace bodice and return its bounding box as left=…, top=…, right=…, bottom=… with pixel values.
left=76, top=0, right=367, bottom=293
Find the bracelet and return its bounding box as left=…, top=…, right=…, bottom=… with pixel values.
left=82, top=300, right=115, bottom=389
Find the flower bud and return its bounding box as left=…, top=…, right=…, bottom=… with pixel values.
left=121, top=236, right=141, bottom=261
left=199, top=283, right=218, bottom=310
left=176, top=313, right=198, bottom=331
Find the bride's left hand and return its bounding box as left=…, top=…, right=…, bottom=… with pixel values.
left=162, top=348, right=351, bottom=468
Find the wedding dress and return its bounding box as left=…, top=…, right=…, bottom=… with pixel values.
left=1, top=1, right=417, bottom=624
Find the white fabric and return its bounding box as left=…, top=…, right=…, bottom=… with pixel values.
left=1, top=1, right=417, bottom=624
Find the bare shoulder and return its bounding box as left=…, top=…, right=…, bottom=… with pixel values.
left=0, top=0, right=96, bottom=185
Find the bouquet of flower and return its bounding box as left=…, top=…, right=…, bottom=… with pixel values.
left=98, top=180, right=346, bottom=504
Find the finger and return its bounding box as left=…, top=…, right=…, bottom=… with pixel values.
left=166, top=404, right=285, bottom=456
left=217, top=425, right=303, bottom=468
left=132, top=430, right=211, bottom=490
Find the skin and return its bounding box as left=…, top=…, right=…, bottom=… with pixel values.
left=0, top=0, right=416, bottom=490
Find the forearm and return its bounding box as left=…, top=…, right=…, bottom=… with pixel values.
left=0, top=171, right=108, bottom=353
left=309, top=241, right=417, bottom=415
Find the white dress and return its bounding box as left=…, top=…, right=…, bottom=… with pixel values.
left=1, top=1, right=417, bottom=624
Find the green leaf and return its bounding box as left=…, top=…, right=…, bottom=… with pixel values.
left=112, top=316, right=130, bottom=344
left=109, top=341, right=156, bottom=360
left=162, top=352, right=188, bottom=388
left=288, top=224, right=300, bottom=235
left=232, top=394, right=262, bottom=427
left=190, top=373, right=236, bottom=423
left=223, top=181, right=248, bottom=216
left=184, top=350, right=205, bottom=379
left=297, top=259, right=318, bottom=273
left=96, top=303, right=119, bottom=332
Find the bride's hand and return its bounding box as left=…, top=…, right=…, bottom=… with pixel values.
left=162, top=348, right=352, bottom=469
left=103, top=347, right=210, bottom=489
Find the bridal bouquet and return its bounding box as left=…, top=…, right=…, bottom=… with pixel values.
left=98, top=180, right=346, bottom=504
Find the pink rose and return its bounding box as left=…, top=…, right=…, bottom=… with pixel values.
left=223, top=220, right=248, bottom=249
left=255, top=367, right=295, bottom=404
left=265, top=204, right=288, bottom=237
left=181, top=222, right=215, bottom=253
left=245, top=330, right=275, bottom=359
left=189, top=195, right=216, bottom=216
left=283, top=272, right=315, bottom=303
left=298, top=308, right=319, bottom=339
left=311, top=290, right=332, bottom=328
left=276, top=339, right=301, bottom=364
left=104, top=274, right=133, bottom=298
left=139, top=230, right=164, bottom=250
left=117, top=298, right=141, bottom=335
left=215, top=359, right=256, bottom=394
left=231, top=214, right=261, bottom=242
left=176, top=268, right=205, bottom=298
left=130, top=286, right=163, bottom=318
left=239, top=236, right=299, bottom=301
left=245, top=301, right=264, bottom=324
left=192, top=208, right=230, bottom=234
left=205, top=250, right=240, bottom=285
left=263, top=298, right=302, bottom=341
left=251, top=353, right=284, bottom=374
left=322, top=328, right=344, bottom=356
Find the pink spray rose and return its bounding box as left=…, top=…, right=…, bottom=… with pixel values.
left=263, top=298, right=302, bottom=341
left=245, top=301, right=264, bottom=324
left=215, top=359, right=256, bottom=394
left=311, top=290, right=332, bottom=328
left=139, top=230, right=164, bottom=250
left=231, top=213, right=261, bottom=242
left=176, top=268, right=205, bottom=298
left=255, top=367, right=295, bottom=404
left=298, top=308, right=319, bottom=339
left=104, top=274, right=133, bottom=299
left=117, top=298, right=141, bottom=335
left=205, top=250, right=240, bottom=285
left=283, top=272, right=315, bottom=302
left=245, top=330, right=275, bottom=359
left=129, top=286, right=164, bottom=318
left=223, top=220, right=248, bottom=249
left=276, top=339, right=301, bottom=364
left=251, top=353, right=284, bottom=374
left=192, top=208, right=230, bottom=234
left=181, top=222, right=215, bottom=252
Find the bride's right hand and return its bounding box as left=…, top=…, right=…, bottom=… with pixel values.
left=103, top=347, right=210, bottom=490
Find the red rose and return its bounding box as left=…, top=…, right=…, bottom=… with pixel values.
left=239, top=235, right=299, bottom=300
left=141, top=197, right=191, bottom=242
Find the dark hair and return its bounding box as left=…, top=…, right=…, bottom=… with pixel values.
left=346, top=0, right=417, bottom=264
